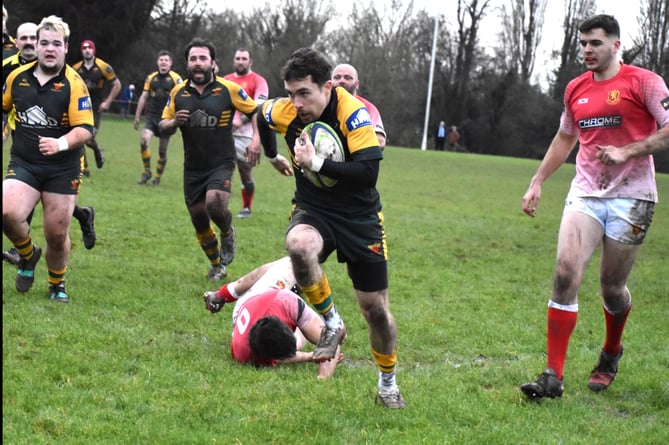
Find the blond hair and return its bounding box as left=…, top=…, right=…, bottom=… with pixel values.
left=37, top=15, right=70, bottom=42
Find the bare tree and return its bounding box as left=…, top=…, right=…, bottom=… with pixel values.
left=498, top=0, right=547, bottom=82
left=238, top=0, right=334, bottom=96
left=452, top=0, right=492, bottom=123
left=626, top=0, right=668, bottom=79
left=550, top=0, right=596, bottom=100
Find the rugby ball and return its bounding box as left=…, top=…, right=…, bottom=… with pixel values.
left=300, top=121, right=344, bottom=188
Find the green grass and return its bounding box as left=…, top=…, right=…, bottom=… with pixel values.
left=3, top=116, right=668, bottom=444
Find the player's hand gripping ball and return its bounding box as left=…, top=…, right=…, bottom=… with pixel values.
left=300, top=121, right=345, bottom=188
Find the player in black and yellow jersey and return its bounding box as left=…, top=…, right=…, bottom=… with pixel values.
left=2, top=22, right=37, bottom=85
left=3, top=22, right=38, bottom=141
left=2, top=21, right=97, bottom=265
left=2, top=15, right=95, bottom=303
left=160, top=38, right=261, bottom=281
left=2, top=6, right=17, bottom=59
left=258, top=48, right=405, bottom=408
left=72, top=39, right=121, bottom=175
left=133, top=50, right=182, bottom=185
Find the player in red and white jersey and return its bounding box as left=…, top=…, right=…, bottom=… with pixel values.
left=332, top=63, right=386, bottom=149
left=520, top=14, right=669, bottom=402
left=223, top=49, right=269, bottom=218
left=203, top=256, right=342, bottom=378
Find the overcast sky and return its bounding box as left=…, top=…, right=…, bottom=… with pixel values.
left=212, top=0, right=642, bottom=87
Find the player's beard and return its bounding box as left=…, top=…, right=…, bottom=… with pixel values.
left=39, top=58, right=64, bottom=75
left=189, top=67, right=213, bottom=85
left=235, top=66, right=249, bottom=76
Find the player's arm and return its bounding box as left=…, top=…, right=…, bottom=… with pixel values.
left=258, top=109, right=292, bottom=176
left=100, top=78, right=122, bottom=112
left=522, top=129, right=579, bottom=217
left=133, top=90, right=150, bottom=130
left=375, top=132, right=386, bottom=149
left=597, top=125, right=669, bottom=164
left=247, top=112, right=261, bottom=165
left=159, top=88, right=188, bottom=133
left=230, top=260, right=278, bottom=295
left=294, top=313, right=342, bottom=378
left=295, top=133, right=380, bottom=186
left=39, top=126, right=93, bottom=156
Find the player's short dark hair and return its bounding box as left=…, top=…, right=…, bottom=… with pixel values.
left=235, top=48, right=252, bottom=59
left=579, top=14, right=620, bottom=38
left=184, top=38, right=216, bottom=61
left=158, top=50, right=173, bottom=60
left=249, top=316, right=296, bottom=361
left=281, top=47, right=332, bottom=87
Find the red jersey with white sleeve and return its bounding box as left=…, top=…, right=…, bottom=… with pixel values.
left=230, top=288, right=315, bottom=366
left=223, top=71, right=268, bottom=138
left=357, top=95, right=386, bottom=141
left=560, top=63, right=669, bottom=202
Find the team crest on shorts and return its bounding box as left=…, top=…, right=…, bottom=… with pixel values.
left=367, top=242, right=383, bottom=255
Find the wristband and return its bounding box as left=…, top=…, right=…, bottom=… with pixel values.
left=217, top=282, right=239, bottom=303
left=311, top=156, right=324, bottom=172
left=57, top=136, right=69, bottom=152
left=268, top=155, right=280, bottom=164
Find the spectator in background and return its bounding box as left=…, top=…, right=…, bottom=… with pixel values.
left=223, top=48, right=269, bottom=218
left=447, top=126, right=460, bottom=151
left=134, top=50, right=182, bottom=186
left=72, top=39, right=122, bottom=175
left=332, top=63, right=387, bottom=149
left=435, top=121, right=446, bottom=151
left=120, top=83, right=134, bottom=119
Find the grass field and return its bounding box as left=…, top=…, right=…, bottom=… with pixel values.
left=3, top=116, right=668, bottom=444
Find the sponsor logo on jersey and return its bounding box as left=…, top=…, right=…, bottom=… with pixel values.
left=212, top=87, right=223, bottom=96
left=52, top=82, right=65, bottom=92
left=577, top=98, right=589, bottom=104
left=18, top=105, right=59, bottom=127
left=661, top=96, right=669, bottom=110
left=238, top=88, right=249, bottom=101
left=190, top=109, right=218, bottom=127
left=606, top=90, right=621, bottom=105
left=263, top=100, right=276, bottom=126
left=578, top=115, right=622, bottom=129
left=346, top=107, right=372, bottom=132
left=78, top=96, right=92, bottom=111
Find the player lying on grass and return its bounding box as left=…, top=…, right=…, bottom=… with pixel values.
left=203, top=256, right=343, bottom=378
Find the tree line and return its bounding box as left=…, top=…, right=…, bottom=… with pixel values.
left=5, top=0, right=669, bottom=171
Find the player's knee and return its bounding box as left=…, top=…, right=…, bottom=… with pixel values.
left=366, top=305, right=391, bottom=329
